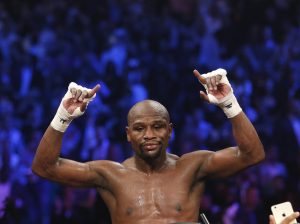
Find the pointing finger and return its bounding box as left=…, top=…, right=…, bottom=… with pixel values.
left=193, top=69, right=206, bottom=84
left=80, top=84, right=100, bottom=111
left=87, top=84, right=101, bottom=98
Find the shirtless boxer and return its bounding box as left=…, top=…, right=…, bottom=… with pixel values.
left=32, top=68, right=265, bottom=224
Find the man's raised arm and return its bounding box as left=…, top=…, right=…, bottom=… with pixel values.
left=32, top=83, right=103, bottom=187
left=193, top=69, right=265, bottom=178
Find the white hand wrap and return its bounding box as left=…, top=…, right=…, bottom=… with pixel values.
left=50, top=82, right=96, bottom=132
left=201, top=68, right=242, bottom=118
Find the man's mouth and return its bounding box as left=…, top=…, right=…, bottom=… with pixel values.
left=142, top=142, right=160, bottom=151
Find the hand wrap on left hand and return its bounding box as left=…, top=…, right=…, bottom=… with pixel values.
left=201, top=68, right=242, bottom=118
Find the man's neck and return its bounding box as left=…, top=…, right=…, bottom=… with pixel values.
left=134, top=154, right=168, bottom=174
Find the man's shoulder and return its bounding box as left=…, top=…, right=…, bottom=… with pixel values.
left=178, top=150, right=213, bottom=163
left=121, top=156, right=134, bottom=166
left=167, top=153, right=180, bottom=160
left=88, top=159, right=125, bottom=171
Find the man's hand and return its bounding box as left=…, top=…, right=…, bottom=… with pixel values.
left=193, top=68, right=242, bottom=118
left=193, top=69, right=231, bottom=102
left=51, top=82, right=100, bottom=132
left=269, top=212, right=299, bottom=224
left=63, top=82, right=100, bottom=115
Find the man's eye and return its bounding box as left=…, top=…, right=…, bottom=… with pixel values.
left=154, top=125, right=162, bottom=129
left=134, top=127, right=143, bottom=131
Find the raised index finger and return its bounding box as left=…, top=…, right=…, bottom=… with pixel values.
left=87, top=84, right=101, bottom=98
left=193, top=69, right=206, bottom=84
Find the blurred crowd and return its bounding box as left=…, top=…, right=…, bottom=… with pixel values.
left=0, top=0, right=300, bottom=223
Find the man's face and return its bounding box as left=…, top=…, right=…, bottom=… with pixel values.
left=126, top=114, right=172, bottom=160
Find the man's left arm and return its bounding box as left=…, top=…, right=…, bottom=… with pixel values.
left=204, top=111, right=265, bottom=178
left=193, top=68, right=265, bottom=178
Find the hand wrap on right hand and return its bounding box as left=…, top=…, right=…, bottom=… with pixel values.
left=50, top=82, right=96, bottom=132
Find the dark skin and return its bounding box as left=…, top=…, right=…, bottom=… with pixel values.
left=32, top=70, right=265, bottom=224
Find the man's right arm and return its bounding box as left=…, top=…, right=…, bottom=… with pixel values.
left=191, top=69, right=265, bottom=179
left=32, top=126, right=106, bottom=187
left=32, top=82, right=109, bottom=188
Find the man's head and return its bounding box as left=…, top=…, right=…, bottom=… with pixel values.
left=126, top=100, right=172, bottom=160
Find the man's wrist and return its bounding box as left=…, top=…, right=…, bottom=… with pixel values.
left=50, top=104, right=73, bottom=132
left=219, top=94, right=242, bottom=118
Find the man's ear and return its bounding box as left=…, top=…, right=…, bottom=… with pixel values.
left=126, top=126, right=131, bottom=142
left=168, top=123, right=173, bottom=138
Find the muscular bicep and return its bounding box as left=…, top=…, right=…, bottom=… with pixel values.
left=37, top=158, right=108, bottom=188
left=32, top=126, right=112, bottom=188
left=52, top=159, right=103, bottom=187
left=197, top=146, right=252, bottom=179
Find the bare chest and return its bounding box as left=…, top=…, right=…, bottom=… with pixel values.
left=110, top=170, right=202, bottom=221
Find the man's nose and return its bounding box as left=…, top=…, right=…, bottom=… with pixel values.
left=143, top=127, right=155, bottom=139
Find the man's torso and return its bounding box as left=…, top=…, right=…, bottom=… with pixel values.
left=96, top=153, right=206, bottom=224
